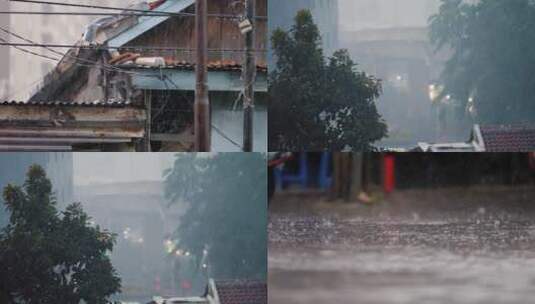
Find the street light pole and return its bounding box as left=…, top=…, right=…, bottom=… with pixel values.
left=194, top=0, right=211, bottom=151
left=242, top=0, right=255, bottom=152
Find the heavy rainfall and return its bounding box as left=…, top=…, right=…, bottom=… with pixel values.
left=268, top=153, right=535, bottom=304
left=0, top=152, right=267, bottom=303
left=268, top=0, right=535, bottom=152
left=0, top=0, right=268, bottom=152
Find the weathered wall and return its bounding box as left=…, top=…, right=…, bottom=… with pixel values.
left=7, top=0, right=132, bottom=100
left=0, top=1, right=9, bottom=99
left=126, top=0, right=267, bottom=65
left=211, top=91, right=267, bottom=152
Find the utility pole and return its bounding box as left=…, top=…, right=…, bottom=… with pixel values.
left=242, top=0, right=255, bottom=152
left=194, top=0, right=210, bottom=151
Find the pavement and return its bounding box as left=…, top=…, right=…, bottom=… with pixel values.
left=268, top=187, right=535, bottom=304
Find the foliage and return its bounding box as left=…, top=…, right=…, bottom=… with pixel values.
left=268, top=10, right=387, bottom=151
left=0, top=165, right=120, bottom=304
left=164, top=153, right=267, bottom=281
left=429, top=0, right=535, bottom=124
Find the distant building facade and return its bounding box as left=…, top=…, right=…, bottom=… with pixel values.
left=337, top=0, right=468, bottom=148
left=268, top=0, right=339, bottom=64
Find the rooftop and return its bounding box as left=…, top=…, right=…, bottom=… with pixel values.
left=0, top=99, right=136, bottom=108
left=215, top=280, right=267, bottom=304
left=479, top=124, right=535, bottom=152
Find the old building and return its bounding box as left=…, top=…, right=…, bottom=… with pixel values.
left=5, top=0, right=131, bottom=101
left=2, top=0, right=267, bottom=152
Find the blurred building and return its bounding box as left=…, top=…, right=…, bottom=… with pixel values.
left=75, top=181, right=189, bottom=300
left=268, top=0, right=339, bottom=64
left=338, top=0, right=468, bottom=149
left=0, top=152, right=73, bottom=226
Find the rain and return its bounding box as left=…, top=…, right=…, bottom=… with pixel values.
left=268, top=0, right=535, bottom=151
left=268, top=153, right=535, bottom=304
left=0, top=152, right=267, bottom=303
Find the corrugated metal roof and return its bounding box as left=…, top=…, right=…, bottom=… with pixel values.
left=117, top=61, right=268, bottom=73
left=0, top=100, right=135, bottom=108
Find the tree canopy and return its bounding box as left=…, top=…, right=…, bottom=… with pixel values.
left=268, top=10, right=387, bottom=151
left=164, top=153, right=266, bottom=281
left=429, top=0, right=535, bottom=124
left=0, top=165, right=120, bottom=304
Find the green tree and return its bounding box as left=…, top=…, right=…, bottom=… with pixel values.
left=0, top=165, right=120, bottom=303
left=269, top=10, right=387, bottom=151
left=430, top=0, right=535, bottom=124
left=164, top=153, right=266, bottom=281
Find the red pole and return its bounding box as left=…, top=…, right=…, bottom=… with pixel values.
left=384, top=154, right=396, bottom=194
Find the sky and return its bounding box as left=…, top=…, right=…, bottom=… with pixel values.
left=73, top=153, right=176, bottom=186
left=338, top=0, right=442, bottom=31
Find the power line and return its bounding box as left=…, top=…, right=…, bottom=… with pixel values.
left=0, top=42, right=267, bottom=52
left=211, top=123, right=242, bottom=149
left=0, top=11, right=186, bottom=16
left=8, top=0, right=188, bottom=16
left=7, top=0, right=268, bottom=20
left=0, top=36, right=60, bottom=61
left=0, top=26, right=64, bottom=57
left=0, top=26, right=155, bottom=77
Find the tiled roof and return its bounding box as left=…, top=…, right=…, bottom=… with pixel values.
left=480, top=124, right=535, bottom=152
left=0, top=100, right=135, bottom=108
left=117, top=60, right=268, bottom=73
left=215, top=280, right=267, bottom=304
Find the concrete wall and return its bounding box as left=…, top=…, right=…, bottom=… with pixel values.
left=0, top=1, right=9, bottom=99
left=211, top=92, right=267, bottom=152
left=7, top=0, right=132, bottom=101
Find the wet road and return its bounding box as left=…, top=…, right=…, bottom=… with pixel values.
left=268, top=189, right=535, bottom=304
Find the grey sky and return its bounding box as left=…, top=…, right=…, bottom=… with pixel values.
left=338, top=0, right=441, bottom=31
left=73, top=153, right=176, bottom=186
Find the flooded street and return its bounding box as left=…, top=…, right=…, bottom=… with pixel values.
left=268, top=189, right=535, bottom=304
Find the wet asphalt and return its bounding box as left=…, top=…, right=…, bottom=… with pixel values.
left=268, top=188, right=535, bottom=304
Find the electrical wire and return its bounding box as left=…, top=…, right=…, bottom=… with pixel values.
left=0, top=42, right=267, bottom=52
left=8, top=0, right=188, bottom=16
left=0, top=26, right=159, bottom=78
left=211, top=123, right=242, bottom=149
left=7, top=0, right=268, bottom=20
left=0, top=11, right=180, bottom=17
left=161, top=75, right=243, bottom=149
left=0, top=36, right=60, bottom=61
left=0, top=26, right=64, bottom=57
